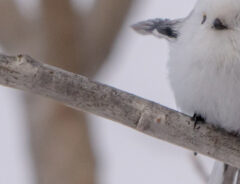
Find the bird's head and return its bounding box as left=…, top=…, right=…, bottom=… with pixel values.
left=192, top=0, right=240, bottom=32
left=132, top=0, right=240, bottom=42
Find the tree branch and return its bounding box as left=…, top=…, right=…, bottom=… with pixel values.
left=30, top=2, right=95, bottom=184
left=81, top=0, right=134, bottom=76
left=1, top=54, right=240, bottom=168
left=40, top=0, right=81, bottom=72
left=0, top=0, right=40, bottom=53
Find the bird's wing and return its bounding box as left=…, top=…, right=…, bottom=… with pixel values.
left=131, top=18, right=184, bottom=41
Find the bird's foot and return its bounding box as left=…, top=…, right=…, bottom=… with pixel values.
left=230, top=131, right=239, bottom=137
left=191, top=113, right=205, bottom=129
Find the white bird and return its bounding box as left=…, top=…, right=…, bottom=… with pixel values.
left=132, top=0, right=240, bottom=183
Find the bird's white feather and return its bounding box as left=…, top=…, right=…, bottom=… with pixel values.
left=168, top=0, right=240, bottom=132
left=133, top=0, right=240, bottom=183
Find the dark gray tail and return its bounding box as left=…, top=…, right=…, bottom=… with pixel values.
left=132, top=18, right=182, bottom=41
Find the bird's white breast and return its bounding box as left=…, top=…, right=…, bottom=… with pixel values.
left=168, top=23, right=240, bottom=132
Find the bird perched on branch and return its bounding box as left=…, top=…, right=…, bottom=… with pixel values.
left=132, top=0, right=240, bottom=183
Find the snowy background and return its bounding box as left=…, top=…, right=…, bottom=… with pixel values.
left=0, top=0, right=214, bottom=183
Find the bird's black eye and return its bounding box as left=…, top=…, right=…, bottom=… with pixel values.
left=213, top=18, right=228, bottom=30
left=201, top=14, right=207, bottom=24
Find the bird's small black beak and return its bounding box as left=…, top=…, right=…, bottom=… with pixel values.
left=213, top=18, right=228, bottom=30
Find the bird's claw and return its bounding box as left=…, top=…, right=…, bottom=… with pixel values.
left=191, top=113, right=205, bottom=129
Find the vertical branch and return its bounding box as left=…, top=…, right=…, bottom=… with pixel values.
left=0, top=0, right=44, bottom=58
left=80, top=0, right=134, bottom=76
left=31, top=1, right=134, bottom=183
left=0, top=0, right=28, bottom=51
left=40, top=0, right=81, bottom=71
left=26, top=1, right=95, bottom=184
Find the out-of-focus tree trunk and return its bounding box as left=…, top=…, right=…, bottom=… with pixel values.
left=0, top=0, right=133, bottom=184
left=81, top=0, right=134, bottom=76
left=26, top=1, right=95, bottom=183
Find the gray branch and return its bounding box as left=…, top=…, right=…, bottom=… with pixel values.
left=1, top=54, right=240, bottom=168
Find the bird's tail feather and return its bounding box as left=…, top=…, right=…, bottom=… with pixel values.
left=208, top=161, right=225, bottom=184
left=131, top=18, right=181, bottom=41
left=208, top=161, right=239, bottom=184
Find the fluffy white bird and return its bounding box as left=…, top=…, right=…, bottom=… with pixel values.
left=133, top=0, right=240, bottom=133
left=132, top=0, right=240, bottom=183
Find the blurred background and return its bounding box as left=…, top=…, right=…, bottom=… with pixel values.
left=0, top=0, right=215, bottom=183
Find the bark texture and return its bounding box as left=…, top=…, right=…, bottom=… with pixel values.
left=1, top=54, right=240, bottom=169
